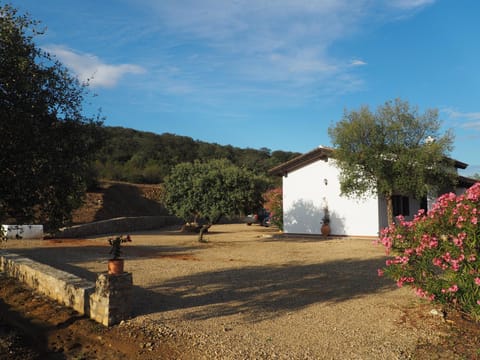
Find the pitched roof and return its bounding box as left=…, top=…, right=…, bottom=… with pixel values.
left=269, top=146, right=333, bottom=176
left=269, top=146, right=470, bottom=177
left=458, top=175, right=478, bottom=188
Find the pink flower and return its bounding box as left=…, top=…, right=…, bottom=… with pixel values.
left=415, top=287, right=430, bottom=299
left=394, top=256, right=410, bottom=265
left=453, top=237, right=463, bottom=247
left=443, top=252, right=452, bottom=262
left=450, top=260, right=460, bottom=272
left=448, top=284, right=459, bottom=293
left=429, top=238, right=438, bottom=248
left=475, top=278, right=480, bottom=286
left=377, top=269, right=384, bottom=277
left=432, top=258, right=443, bottom=267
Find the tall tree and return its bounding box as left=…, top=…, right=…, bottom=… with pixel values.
left=0, top=5, right=103, bottom=230
left=328, top=98, right=456, bottom=225
left=164, top=159, right=269, bottom=242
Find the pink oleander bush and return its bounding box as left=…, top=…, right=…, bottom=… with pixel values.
left=377, top=182, right=480, bottom=320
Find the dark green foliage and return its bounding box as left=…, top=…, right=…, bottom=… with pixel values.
left=328, top=98, right=456, bottom=225
left=95, top=127, right=299, bottom=183
left=164, top=159, right=270, bottom=241
left=0, top=5, right=103, bottom=230
left=108, top=235, right=132, bottom=259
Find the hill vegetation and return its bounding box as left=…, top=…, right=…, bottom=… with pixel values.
left=94, top=126, right=299, bottom=184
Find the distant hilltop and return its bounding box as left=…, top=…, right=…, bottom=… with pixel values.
left=95, top=126, right=301, bottom=184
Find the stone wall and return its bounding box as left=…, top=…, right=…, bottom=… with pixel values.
left=58, top=215, right=182, bottom=238
left=0, top=251, right=132, bottom=326
left=90, top=272, right=133, bottom=326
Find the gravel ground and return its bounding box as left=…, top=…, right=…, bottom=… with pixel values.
left=2, top=224, right=449, bottom=359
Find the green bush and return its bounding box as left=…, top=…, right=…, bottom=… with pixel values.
left=378, top=182, right=480, bottom=320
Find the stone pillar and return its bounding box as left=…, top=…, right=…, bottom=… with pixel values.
left=89, top=272, right=133, bottom=327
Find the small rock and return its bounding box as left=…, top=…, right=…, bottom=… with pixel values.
left=429, top=309, right=444, bottom=317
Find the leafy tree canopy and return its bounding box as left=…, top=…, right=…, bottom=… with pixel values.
left=164, top=159, right=270, bottom=241
left=95, top=127, right=299, bottom=184
left=0, top=5, right=103, bottom=230
left=328, top=98, right=456, bottom=225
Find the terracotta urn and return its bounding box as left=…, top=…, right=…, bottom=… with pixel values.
left=108, top=259, right=124, bottom=275
left=321, top=223, right=331, bottom=237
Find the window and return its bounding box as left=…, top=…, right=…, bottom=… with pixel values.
left=392, top=195, right=410, bottom=217
left=420, top=197, right=428, bottom=212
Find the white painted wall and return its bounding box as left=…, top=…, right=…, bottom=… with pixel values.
left=2, top=225, right=44, bottom=239
left=282, top=158, right=380, bottom=236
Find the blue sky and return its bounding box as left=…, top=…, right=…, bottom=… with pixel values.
left=9, top=0, right=480, bottom=175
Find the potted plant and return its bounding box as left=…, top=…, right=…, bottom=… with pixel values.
left=321, top=206, right=331, bottom=236
left=107, top=234, right=132, bottom=275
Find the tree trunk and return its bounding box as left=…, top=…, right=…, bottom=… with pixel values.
left=197, top=215, right=221, bottom=243
left=385, top=192, right=394, bottom=226
left=198, top=224, right=211, bottom=243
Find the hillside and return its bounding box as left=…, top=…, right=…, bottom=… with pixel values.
left=71, top=181, right=168, bottom=225
left=94, top=126, right=299, bottom=184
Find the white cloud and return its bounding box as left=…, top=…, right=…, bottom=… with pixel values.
left=389, top=0, right=436, bottom=10
left=442, top=108, right=480, bottom=130
left=350, top=59, right=367, bottom=67
left=137, top=0, right=430, bottom=95
left=45, top=45, right=146, bottom=88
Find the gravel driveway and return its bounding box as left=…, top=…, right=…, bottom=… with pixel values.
left=3, top=224, right=446, bottom=359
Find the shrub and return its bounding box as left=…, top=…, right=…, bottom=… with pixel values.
left=377, top=182, right=480, bottom=320
left=263, top=187, right=283, bottom=230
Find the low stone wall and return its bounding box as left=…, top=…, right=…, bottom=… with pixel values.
left=90, top=272, right=133, bottom=326
left=0, top=251, right=132, bottom=326
left=58, top=215, right=182, bottom=238
left=0, top=252, right=95, bottom=314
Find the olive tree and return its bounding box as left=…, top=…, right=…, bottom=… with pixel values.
left=328, top=98, right=456, bottom=225
left=164, top=159, right=269, bottom=242
left=0, top=5, right=103, bottom=230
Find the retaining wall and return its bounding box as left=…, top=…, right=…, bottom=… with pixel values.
left=0, top=251, right=132, bottom=326
left=58, top=215, right=182, bottom=238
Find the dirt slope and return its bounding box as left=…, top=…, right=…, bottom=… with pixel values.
left=71, top=181, right=168, bottom=225
left=0, top=274, right=184, bottom=359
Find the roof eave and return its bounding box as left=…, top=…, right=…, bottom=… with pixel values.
left=269, top=146, right=333, bottom=176
left=269, top=147, right=470, bottom=176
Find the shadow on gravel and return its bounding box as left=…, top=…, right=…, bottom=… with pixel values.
left=6, top=244, right=201, bottom=282
left=139, top=257, right=394, bottom=322
left=4, top=241, right=393, bottom=324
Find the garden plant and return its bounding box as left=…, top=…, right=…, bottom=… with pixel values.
left=263, top=187, right=283, bottom=231
left=378, top=182, right=480, bottom=320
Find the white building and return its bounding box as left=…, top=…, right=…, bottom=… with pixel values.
left=270, top=146, right=475, bottom=237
